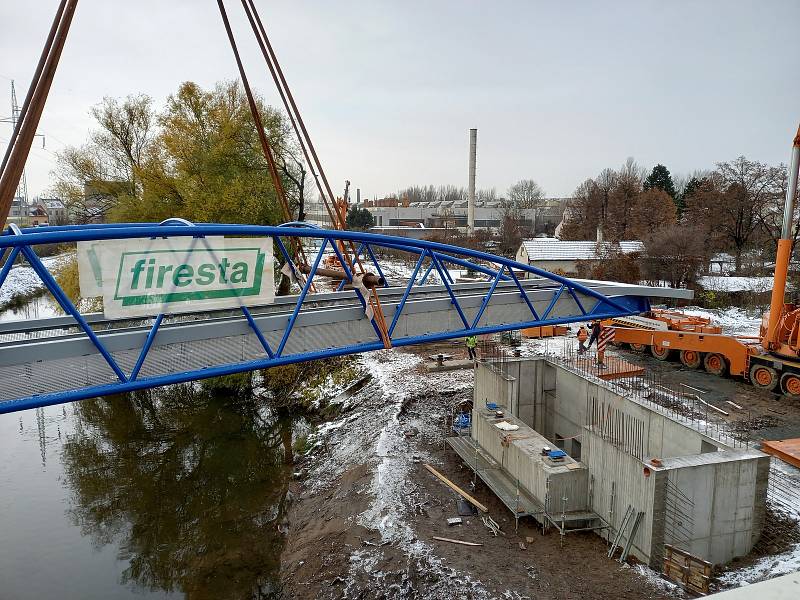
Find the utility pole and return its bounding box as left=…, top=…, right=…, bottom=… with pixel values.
left=0, top=81, right=46, bottom=211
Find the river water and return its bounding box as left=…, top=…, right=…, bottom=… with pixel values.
left=0, top=297, right=296, bottom=598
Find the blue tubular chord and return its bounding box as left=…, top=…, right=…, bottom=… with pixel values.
left=0, top=223, right=629, bottom=313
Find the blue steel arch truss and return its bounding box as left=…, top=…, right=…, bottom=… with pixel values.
left=0, top=222, right=650, bottom=413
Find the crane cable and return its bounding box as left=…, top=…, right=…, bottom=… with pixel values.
left=227, top=0, right=391, bottom=348
left=216, top=0, right=312, bottom=283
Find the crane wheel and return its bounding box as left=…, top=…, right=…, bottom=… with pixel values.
left=750, top=364, right=779, bottom=392
left=630, top=343, right=647, bottom=353
left=780, top=373, right=800, bottom=399
left=679, top=350, right=702, bottom=369
left=703, top=353, right=727, bottom=377
left=651, top=343, right=672, bottom=361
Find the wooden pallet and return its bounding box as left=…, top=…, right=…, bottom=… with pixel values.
left=761, top=438, right=800, bottom=468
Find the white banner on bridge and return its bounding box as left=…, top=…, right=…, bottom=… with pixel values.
left=77, top=237, right=274, bottom=318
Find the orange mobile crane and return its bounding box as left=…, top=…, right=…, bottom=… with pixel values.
left=604, top=124, right=800, bottom=398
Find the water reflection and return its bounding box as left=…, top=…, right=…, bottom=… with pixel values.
left=61, top=384, right=292, bottom=599
left=0, top=294, right=60, bottom=322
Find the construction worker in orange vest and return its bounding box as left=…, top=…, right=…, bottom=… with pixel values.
left=577, top=325, right=589, bottom=354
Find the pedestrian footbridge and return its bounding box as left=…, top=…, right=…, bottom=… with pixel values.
left=0, top=222, right=690, bottom=413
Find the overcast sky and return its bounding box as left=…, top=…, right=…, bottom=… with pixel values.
left=1, top=0, right=798, bottom=201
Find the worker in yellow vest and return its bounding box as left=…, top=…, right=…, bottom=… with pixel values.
left=465, top=335, right=478, bottom=361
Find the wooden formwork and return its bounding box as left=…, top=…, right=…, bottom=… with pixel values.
left=663, top=544, right=712, bottom=595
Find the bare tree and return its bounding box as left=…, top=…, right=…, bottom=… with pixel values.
left=508, top=179, right=545, bottom=209
left=53, top=95, right=156, bottom=223
left=643, top=224, right=707, bottom=288
left=758, top=162, right=800, bottom=257
left=687, top=157, right=783, bottom=271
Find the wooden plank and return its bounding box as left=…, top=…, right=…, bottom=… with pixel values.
left=762, top=438, right=800, bottom=469
left=423, top=463, right=489, bottom=513
left=432, top=536, right=483, bottom=547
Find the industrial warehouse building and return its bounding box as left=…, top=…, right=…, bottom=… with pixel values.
left=305, top=196, right=571, bottom=235
left=452, top=356, right=769, bottom=568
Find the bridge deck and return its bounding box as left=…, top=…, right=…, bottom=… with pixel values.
left=0, top=222, right=692, bottom=412
left=0, top=278, right=687, bottom=407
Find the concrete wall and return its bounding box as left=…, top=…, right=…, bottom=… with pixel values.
left=661, top=452, right=770, bottom=564
left=472, top=357, right=770, bottom=567
left=584, top=427, right=660, bottom=566
left=546, top=365, right=721, bottom=460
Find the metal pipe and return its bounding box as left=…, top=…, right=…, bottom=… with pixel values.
left=468, top=128, right=477, bottom=235
left=215, top=0, right=291, bottom=225
left=239, top=0, right=338, bottom=230
left=0, top=0, right=77, bottom=223
left=0, top=0, right=67, bottom=178
left=764, top=124, right=800, bottom=350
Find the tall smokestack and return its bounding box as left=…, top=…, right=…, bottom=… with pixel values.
left=356, top=188, right=361, bottom=207
left=468, top=128, right=477, bottom=235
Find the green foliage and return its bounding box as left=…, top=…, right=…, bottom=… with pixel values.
left=643, top=164, right=676, bottom=199
left=679, top=175, right=706, bottom=217
left=55, top=256, right=80, bottom=304
left=55, top=81, right=299, bottom=227
left=644, top=164, right=680, bottom=215
left=199, top=372, right=254, bottom=395
left=346, top=206, right=375, bottom=230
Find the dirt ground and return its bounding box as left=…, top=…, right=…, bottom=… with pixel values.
left=280, top=342, right=677, bottom=599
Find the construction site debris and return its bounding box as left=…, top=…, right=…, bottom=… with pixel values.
left=423, top=463, right=488, bottom=512
left=456, top=498, right=477, bottom=516
left=432, top=536, right=483, bottom=547
left=495, top=421, right=519, bottom=431
left=447, top=517, right=463, bottom=526
left=481, top=515, right=506, bottom=537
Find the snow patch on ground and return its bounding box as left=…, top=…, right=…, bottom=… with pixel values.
left=0, top=253, right=72, bottom=307
left=626, top=564, right=682, bottom=596
left=667, top=305, right=763, bottom=337
left=698, top=276, right=774, bottom=293
left=302, top=348, right=492, bottom=597
left=719, top=545, right=800, bottom=587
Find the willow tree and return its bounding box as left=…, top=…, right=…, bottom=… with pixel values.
left=54, top=81, right=304, bottom=226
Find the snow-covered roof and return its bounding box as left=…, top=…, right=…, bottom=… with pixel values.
left=520, top=239, right=644, bottom=261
